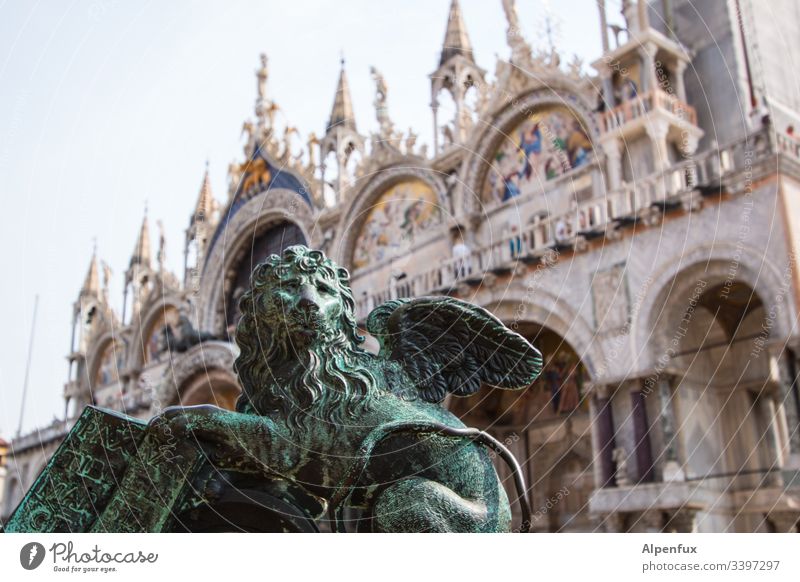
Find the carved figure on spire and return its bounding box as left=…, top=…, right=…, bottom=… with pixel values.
left=306, top=132, right=320, bottom=169
left=256, top=53, right=268, bottom=101
left=370, top=66, right=395, bottom=140
left=501, top=0, right=533, bottom=66
left=156, top=220, right=166, bottom=273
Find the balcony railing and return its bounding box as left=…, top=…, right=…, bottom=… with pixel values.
left=776, top=132, right=800, bottom=162
left=10, top=419, right=74, bottom=454
left=598, top=89, right=698, bottom=133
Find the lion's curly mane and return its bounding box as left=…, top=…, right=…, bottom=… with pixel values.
left=233, top=246, right=377, bottom=430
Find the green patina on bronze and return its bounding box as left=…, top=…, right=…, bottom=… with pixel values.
left=4, top=246, right=542, bottom=533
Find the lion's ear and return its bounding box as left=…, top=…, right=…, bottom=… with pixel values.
left=337, top=267, right=350, bottom=282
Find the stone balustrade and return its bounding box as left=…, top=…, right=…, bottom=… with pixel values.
left=598, top=88, right=698, bottom=133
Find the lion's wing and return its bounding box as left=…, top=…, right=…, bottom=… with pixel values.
left=366, top=296, right=543, bottom=403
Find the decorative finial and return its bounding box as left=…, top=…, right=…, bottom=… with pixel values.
left=326, top=55, right=357, bottom=133
left=156, top=220, right=166, bottom=272
left=439, top=0, right=474, bottom=66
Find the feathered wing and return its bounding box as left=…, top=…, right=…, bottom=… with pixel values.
left=366, top=296, right=543, bottom=403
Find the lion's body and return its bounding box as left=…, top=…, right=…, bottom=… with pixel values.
left=248, top=357, right=513, bottom=532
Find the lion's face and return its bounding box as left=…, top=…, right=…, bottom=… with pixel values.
left=264, top=267, right=345, bottom=347
left=234, top=245, right=375, bottom=424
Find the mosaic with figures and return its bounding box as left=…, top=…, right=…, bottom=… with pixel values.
left=352, top=179, right=442, bottom=269
left=483, top=105, right=592, bottom=203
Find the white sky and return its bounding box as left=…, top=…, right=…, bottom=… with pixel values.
left=0, top=0, right=622, bottom=436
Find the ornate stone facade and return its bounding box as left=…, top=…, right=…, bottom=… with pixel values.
left=3, top=0, right=800, bottom=533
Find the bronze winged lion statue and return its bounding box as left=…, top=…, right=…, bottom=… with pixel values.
left=4, top=245, right=542, bottom=533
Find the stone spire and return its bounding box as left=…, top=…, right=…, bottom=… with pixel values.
left=430, top=0, right=485, bottom=153
left=130, top=209, right=151, bottom=269
left=184, top=163, right=218, bottom=287
left=80, top=245, right=100, bottom=299
left=327, top=58, right=357, bottom=133
left=439, top=0, right=473, bottom=66
left=319, top=56, right=365, bottom=204
left=192, top=162, right=215, bottom=224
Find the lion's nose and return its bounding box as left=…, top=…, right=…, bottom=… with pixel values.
left=297, top=287, right=319, bottom=312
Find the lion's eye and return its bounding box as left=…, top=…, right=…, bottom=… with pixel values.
left=317, top=282, right=335, bottom=295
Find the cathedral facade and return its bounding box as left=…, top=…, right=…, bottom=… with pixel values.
left=3, top=0, right=800, bottom=533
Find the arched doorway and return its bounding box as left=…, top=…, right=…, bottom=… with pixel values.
left=653, top=279, right=780, bottom=497
left=447, top=322, right=594, bottom=531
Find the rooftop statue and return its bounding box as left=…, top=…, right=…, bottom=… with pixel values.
left=4, top=246, right=542, bottom=533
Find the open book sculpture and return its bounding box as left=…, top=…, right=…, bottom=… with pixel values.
left=4, top=246, right=542, bottom=533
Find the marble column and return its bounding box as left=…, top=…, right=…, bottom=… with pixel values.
left=759, top=395, right=784, bottom=487
left=595, top=390, right=617, bottom=487
left=601, top=137, right=622, bottom=190
left=640, top=41, right=658, bottom=95
left=646, top=119, right=670, bottom=174
left=673, top=60, right=688, bottom=103
left=597, top=0, right=609, bottom=53
left=631, top=382, right=655, bottom=482
left=780, top=349, right=800, bottom=455
left=657, top=377, right=685, bottom=481
left=431, top=98, right=439, bottom=154
left=638, top=0, right=650, bottom=32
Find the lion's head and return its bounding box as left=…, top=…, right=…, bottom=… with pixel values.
left=233, top=245, right=376, bottom=429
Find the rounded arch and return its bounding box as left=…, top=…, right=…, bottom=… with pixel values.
left=199, top=188, right=313, bottom=335
left=448, top=320, right=590, bottom=428
left=87, top=332, right=125, bottom=391
left=170, top=368, right=240, bottom=410
left=331, top=164, right=449, bottom=273
left=481, top=291, right=602, bottom=381
left=127, top=295, right=184, bottom=371
left=158, top=341, right=238, bottom=408
left=636, top=245, right=796, bottom=369
left=461, top=88, right=600, bottom=215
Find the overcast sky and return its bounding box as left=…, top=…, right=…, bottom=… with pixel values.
left=0, top=0, right=622, bottom=436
